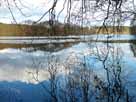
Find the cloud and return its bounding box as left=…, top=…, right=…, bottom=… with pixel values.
left=0, top=0, right=71, bottom=23
left=0, top=0, right=50, bottom=23
left=0, top=0, right=133, bottom=26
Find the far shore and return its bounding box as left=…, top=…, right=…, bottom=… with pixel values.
left=0, top=23, right=134, bottom=36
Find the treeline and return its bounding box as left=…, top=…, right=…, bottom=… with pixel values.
left=0, top=23, right=48, bottom=36
left=0, top=23, right=132, bottom=36
left=95, top=26, right=131, bottom=34
left=0, top=23, right=96, bottom=36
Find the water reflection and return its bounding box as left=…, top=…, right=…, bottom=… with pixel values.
left=0, top=42, right=79, bottom=52
left=130, top=42, right=136, bottom=57
left=130, top=18, right=136, bottom=57
left=0, top=35, right=136, bottom=101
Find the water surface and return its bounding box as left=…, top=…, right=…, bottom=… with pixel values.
left=0, top=34, right=136, bottom=102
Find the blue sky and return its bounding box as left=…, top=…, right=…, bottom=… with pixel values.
left=0, top=0, right=67, bottom=23
left=0, top=0, right=134, bottom=26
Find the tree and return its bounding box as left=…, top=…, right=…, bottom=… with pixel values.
left=1, top=0, right=136, bottom=102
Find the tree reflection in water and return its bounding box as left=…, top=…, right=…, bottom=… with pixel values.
left=130, top=14, right=136, bottom=57
left=26, top=39, right=134, bottom=102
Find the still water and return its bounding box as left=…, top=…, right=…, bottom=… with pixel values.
left=0, top=34, right=136, bottom=102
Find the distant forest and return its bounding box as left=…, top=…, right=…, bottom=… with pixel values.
left=0, top=22, right=132, bottom=36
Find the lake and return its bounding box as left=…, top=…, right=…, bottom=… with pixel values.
left=0, top=34, right=136, bottom=102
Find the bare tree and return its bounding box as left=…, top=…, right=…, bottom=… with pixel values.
left=1, top=0, right=136, bottom=102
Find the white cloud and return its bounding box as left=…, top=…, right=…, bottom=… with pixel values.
left=0, top=0, right=50, bottom=23
left=0, top=0, right=134, bottom=26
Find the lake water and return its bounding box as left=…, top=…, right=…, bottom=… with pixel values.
left=0, top=34, right=136, bottom=102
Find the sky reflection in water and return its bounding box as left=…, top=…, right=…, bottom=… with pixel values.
left=0, top=35, right=136, bottom=101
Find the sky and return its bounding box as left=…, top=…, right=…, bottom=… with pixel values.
left=0, top=0, right=69, bottom=23
left=0, top=0, right=134, bottom=26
